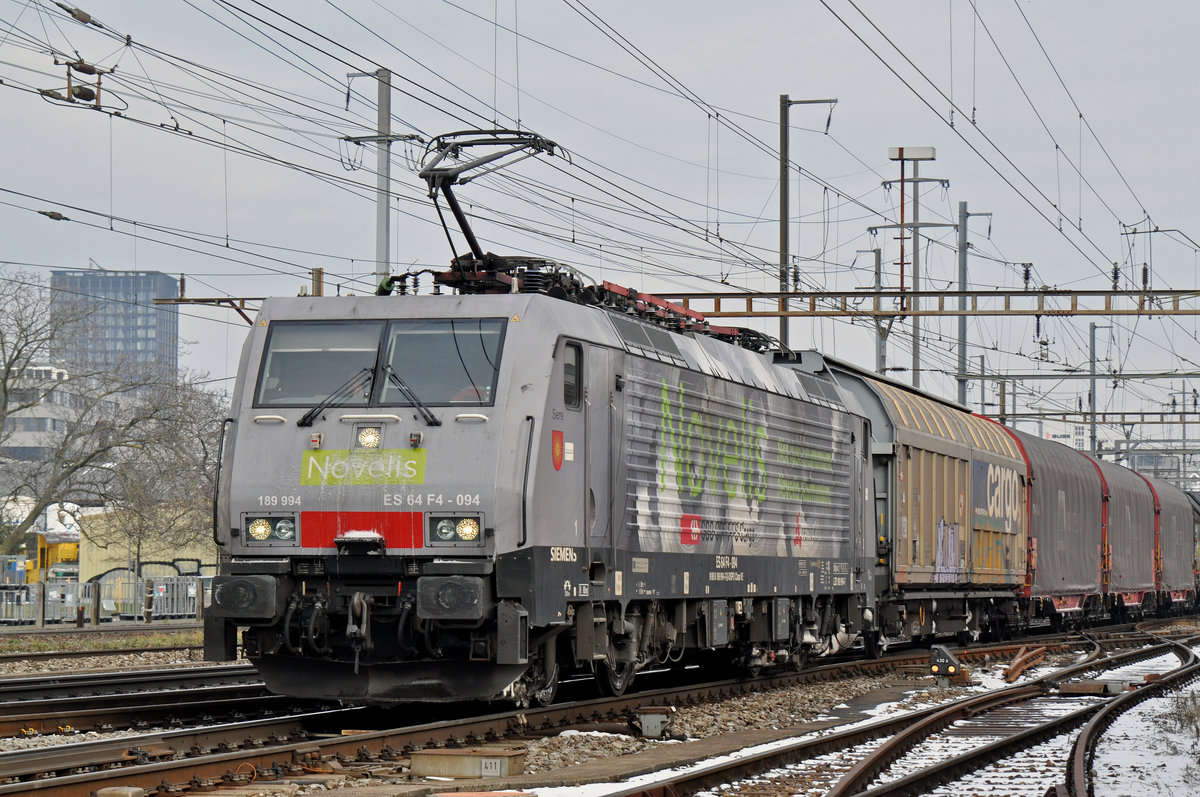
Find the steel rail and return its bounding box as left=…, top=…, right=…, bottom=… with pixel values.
left=851, top=702, right=1102, bottom=797
left=575, top=705, right=965, bottom=797
left=824, top=683, right=1049, bottom=797
left=0, top=645, right=201, bottom=664
left=828, top=633, right=1196, bottom=797
left=0, top=662, right=258, bottom=700
left=583, top=637, right=1106, bottom=797
left=0, top=620, right=201, bottom=635
left=838, top=695, right=1102, bottom=797
left=0, top=689, right=310, bottom=736
left=1065, top=633, right=1200, bottom=797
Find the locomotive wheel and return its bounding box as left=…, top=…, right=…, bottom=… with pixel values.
left=531, top=664, right=559, bottom=706
left=594, top=658, right=635, bottom=696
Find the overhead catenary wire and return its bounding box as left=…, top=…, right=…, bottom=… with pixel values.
left=0, top=0, right=1192, bottom=428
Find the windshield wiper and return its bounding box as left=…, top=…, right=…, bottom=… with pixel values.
left=297, top=367, right=373, bottom=427
left=384, top=366, right=442, bottom=426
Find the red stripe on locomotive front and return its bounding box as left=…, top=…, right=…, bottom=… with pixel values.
left=300, top=511, right=424, bottom=549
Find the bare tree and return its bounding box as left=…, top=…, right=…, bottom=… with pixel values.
left=88, top=381, right=229, bottom=570
left=0, top=270, right=199, bottom=553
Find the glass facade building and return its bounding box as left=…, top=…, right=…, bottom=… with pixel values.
left=50, top=269, right=180, bottom=382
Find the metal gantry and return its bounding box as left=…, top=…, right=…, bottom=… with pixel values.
left=658, top=288, right=1200, bottom=319
left=658, top=286, right=1199, bottom=452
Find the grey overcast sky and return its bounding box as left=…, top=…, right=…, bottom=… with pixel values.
left=2, top=1, right=1198, bottom=443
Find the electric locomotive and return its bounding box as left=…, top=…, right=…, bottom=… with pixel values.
left=204, top=259, right=877, bottom=702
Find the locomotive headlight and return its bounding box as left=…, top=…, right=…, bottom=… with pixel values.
left=429, top=515, right=484, bottom=546
left=357, top=426, right=382, bottom=449
left=243, top=515, right=299, bottom=544
left=455, top=518, right=480, bottom=541
left=247, top=518, right=273, bottom=541
left=434, top=519, right=457, bottom=541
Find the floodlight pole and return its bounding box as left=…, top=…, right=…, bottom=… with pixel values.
left=881, top=147, right=945, bottom=389
left=957, top=201, right=992, bottom=405
left=911, top=158, right=923, bottom=388
left=374, top=69, right=391, bottom=283
left=346, top=69, right=418, bottom=283
left=1090, top=322, right=1111, bottom=455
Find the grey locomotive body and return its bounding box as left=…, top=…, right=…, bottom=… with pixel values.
left=206, top=291, right=875, bottom=702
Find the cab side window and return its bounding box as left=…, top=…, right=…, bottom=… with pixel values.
left=564, top=342, right=582, bottom=408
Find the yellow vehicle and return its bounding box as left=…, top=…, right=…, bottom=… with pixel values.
left=24, top=532, right=79, bottom=583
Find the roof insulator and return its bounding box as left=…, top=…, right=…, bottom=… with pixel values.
left=54, top=3, right=103, bottom=28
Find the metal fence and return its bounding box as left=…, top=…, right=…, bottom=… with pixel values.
left=0, top=555, right=26, bottom=587
left=0, top=575, right=210, bottom=626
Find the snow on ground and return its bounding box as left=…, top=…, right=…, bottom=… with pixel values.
left=457, top=647, right=1200, bottom=797
left=1092, top=680, right=1200, bottom=797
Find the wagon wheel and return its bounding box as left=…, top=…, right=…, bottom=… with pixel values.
left=736, top=644, right=771, bottom=678
left=788, top=643, right=810, bottom=671
left=862, top=629, right=882, bottom=660
left=594, top=656, right=635, bottom=696
left=987, top=614, right=1008, bottom=642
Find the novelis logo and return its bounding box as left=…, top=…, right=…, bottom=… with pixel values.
left=658, top=380, right=768, bottom=501
left=301, top=449, right=426, bottom=486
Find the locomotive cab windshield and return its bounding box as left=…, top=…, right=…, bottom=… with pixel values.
left=255, top=320, right=379, bottom=407
left=254, top=317, right=506, bottom=410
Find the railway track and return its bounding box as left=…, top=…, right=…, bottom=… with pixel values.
left=0, top=644, right=201, bottom=665
left=822, top=637, right=1189, bottom=797
left=0, top=624, right=1190, bottom=795
left=0, top=662, right=277, bottom=738
left=618, top=629, right=1199, bottom=797
left=0, top=662, right=258, bottom=702
left=0, top=685, right=324, bottom=738
left=0, top=620, right=200, bottom=636
left=0, top=637, right=1085, bottom=796
left=1067, top=633, right=1200, bottom=797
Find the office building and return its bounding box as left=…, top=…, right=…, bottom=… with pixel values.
left=50, top=269, right=180, bottom=381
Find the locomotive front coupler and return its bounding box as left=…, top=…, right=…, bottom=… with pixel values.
left=347, top=591, right=374, bottom=673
